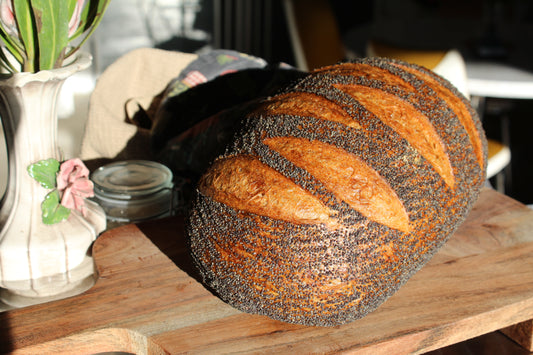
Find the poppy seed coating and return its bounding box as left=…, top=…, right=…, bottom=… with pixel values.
left=186, top=58, right=487, bottom=326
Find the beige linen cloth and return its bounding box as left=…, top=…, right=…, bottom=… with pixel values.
left=80, top=48, right=198, bottom=166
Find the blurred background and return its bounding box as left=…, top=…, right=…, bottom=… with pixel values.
left=89, top=0, right=533, bottom=75
left=86, top=0, right=533, bottom=206
left=2, top=0, right=532, bottom=207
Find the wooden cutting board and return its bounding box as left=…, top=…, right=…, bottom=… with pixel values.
left=1, top=187, right=533, bottom=354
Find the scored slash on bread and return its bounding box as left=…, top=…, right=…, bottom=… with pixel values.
left=187, top=58, right=487, bottom=326
left=199, top=154, right=340, bottom=229
left=263, top=136, right=411, bottom=233
left=335, top=84, right=455, bottom=189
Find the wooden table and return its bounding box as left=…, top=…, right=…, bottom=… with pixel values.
left=1, top=188, right=533, bottom=354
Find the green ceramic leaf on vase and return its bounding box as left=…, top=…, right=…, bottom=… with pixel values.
left=41, top=190, right=71, bottom=224
left=27, top=158, right=60, bottom=189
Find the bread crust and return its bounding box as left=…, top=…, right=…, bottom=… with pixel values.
left=187, top=58, right=487, bottom=326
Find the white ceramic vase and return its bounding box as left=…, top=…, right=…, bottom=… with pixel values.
left=0, top=52, right=106, bottom=308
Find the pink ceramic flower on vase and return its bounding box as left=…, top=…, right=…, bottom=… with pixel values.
left=56, top=158, right=94, bottom=216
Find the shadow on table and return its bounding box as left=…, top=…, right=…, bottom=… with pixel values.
left=0, top=316, right=14, bottom=353
left=136, top=215, right=203, bottom=284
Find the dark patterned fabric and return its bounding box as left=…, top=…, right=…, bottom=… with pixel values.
left=151, top=50, right=305, bottom=182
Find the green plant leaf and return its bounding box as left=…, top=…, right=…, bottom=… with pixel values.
left=27, top=158, right=59, bottom=189
left=31, top=0, right=77, bottom=70
left=0, top=24, right=25, bottom=71
left=12, top=0, right=36, bottom=72
left=41, top=190, right=70, bottom=224
left=0, top=0, right=110, bottom=72
left=66, top=0, right=111, bottom=58
left=0, top=45, right=19, bottom=73
left=71, top=0, right=108, bottom=36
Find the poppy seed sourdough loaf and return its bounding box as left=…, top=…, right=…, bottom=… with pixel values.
left=186, top=58, right=487, bottom=326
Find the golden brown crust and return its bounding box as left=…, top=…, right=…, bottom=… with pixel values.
left=198, top=155, right=339, bottom=229
left=394, top=63, right=486, bottom=170
left=187, top=58, right=487, bottom=326
left=315, top=61, right=487, bottom=173
left=335, top=83, right=455, bottom=188
left=260, top=92, right=362, bottom=129
left=263, top=136, right=410, bottom=233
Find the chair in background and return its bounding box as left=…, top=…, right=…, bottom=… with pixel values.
left=486, top=139, right=511, bottom=187
left=282, top=0, right=348, bottom=71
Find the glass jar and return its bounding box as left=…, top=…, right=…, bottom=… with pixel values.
left=91, top=160, right=174, bottom=229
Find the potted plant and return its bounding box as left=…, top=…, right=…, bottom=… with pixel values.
left=0, top=0, right=110, bottom=308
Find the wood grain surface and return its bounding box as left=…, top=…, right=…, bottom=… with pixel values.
left=1, top=187, right=533, bottom=354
